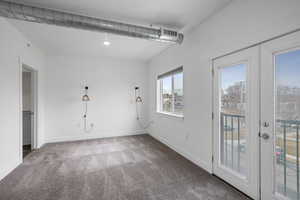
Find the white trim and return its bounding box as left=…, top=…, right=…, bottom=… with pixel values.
left=212, top=47, right=260, bottom=200
left=31, top=69, right=38, bottom=149
left=156, top=111, right=184, bottom=119
left=0, top=160, right=21, bottom=181
left=44, top=129, right=147, bottom=143
left=18, top=57, right=23, bottom=163
left=19, top=59, right=39, bottom=162
left=149, top=133, right=212, bottom=173
left=156, top=79, right=163, bottom=112
left=210, top=58, right=215, bottom=172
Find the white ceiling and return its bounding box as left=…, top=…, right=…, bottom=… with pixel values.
left=10, top=0, right=232, bottom=61
left=11, top=19, right=171, bottom=61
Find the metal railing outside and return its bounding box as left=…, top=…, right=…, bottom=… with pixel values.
left=220, top=112, right=245, bottom=174
left=220, top=113, right=300, bottom=199
left=276, top=119, right=300, bottom=200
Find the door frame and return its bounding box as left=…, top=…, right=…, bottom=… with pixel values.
left=19, top=57, right=38, bottom=160
left=260, top=31, right=300, bottom=200
left=212, top=46, right=260, bottom=199
left=212, top=30, right=300, bottom=200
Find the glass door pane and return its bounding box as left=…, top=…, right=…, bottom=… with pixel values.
left=220, top=64, right=247, bottom=177
left=275, top=49, right=300, bottom=200
left=213, top=46, right=259, bottom=199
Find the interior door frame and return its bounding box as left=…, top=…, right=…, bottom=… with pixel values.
left=260, top=31, right=300, bottom=200
left=19, top=57, right=39, bottom=161
left=212, top=46, right=260, bottom=199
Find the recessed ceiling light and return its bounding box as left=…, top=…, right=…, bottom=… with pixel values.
left=103, top=40, right=110, bottom=46
left=103, top=33, right=111, bottom=46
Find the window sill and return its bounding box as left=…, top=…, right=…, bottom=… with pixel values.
left=156, top=111, right=184, bottom=119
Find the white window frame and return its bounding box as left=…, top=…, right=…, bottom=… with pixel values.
left=156, top=66, right=184, bottom=118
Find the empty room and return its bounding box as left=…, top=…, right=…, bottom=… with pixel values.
left=1, top=0, right=300, bottom=199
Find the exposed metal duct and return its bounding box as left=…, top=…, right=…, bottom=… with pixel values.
left=0, top=1, right=184, bottom=44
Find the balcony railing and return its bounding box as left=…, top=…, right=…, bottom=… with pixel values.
left=275, top=119, right=299, bottom=199
left=220, top=112, right=300, bottom=199
left=220, top=112, right=246, bottom=175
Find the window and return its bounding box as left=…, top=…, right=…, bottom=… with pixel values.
left=157, top=67, right=183, bottom=116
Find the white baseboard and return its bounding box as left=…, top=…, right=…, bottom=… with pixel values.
left=0, top=160, right=21, bottom=181
left=149, top=133, right=212, bottom=173
left=44, top=129, right=147, bottom=144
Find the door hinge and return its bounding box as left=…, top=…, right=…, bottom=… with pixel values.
left=212, top=112, right=214, bottom=120
left=212, top=156, right=214, bottom=163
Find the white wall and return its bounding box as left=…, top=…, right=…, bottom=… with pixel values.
left=0, top=17, right=46, bottom=180
left=44, top=55, right=148, bottom=143
left=148, top=0, right=300, bottom=172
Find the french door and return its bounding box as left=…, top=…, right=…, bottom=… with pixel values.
left=213, top=31, right=300, bottom=200
left=261, top=31, right=300, bottom=200
left=213, top=46, right=260, bottom=199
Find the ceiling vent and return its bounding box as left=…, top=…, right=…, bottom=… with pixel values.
left=0, top=0, right=184, bottom=44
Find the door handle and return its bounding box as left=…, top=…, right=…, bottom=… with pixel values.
left=260, top=133, right=270, bottom=140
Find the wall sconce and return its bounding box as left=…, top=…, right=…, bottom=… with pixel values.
left=82, top=86, right=90, bottom=102
left=134, top=86, right=142, bottom=103
left=82, top=86, right=93, bottom=132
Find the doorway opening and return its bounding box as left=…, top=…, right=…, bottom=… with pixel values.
left=22, top=64, right=37, bottom=159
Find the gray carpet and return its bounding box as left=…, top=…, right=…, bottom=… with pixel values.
left=0, top=134, right=250, bottom=200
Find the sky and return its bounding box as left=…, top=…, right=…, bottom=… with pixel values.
left=221, top=63, right=246, bottom=90
left=220, top=48, right=300, bottom=90
left=162, top=73, right=183, bottom=94
left=276, top=49, right=300, bottom=88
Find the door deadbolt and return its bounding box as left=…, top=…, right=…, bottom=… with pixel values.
left=263, top=122, right=269, bottom=127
